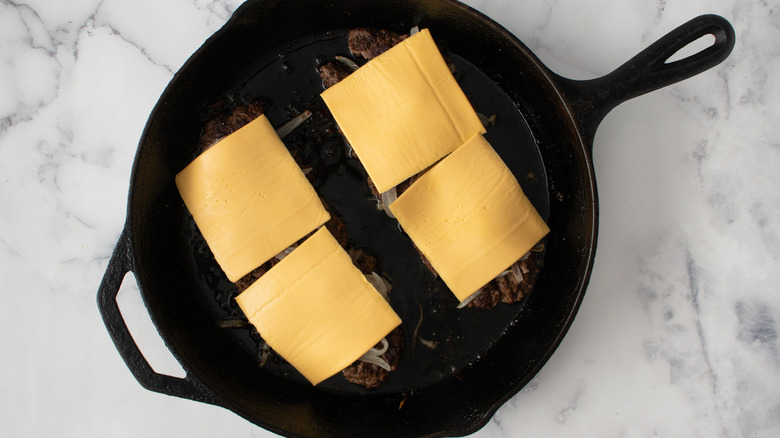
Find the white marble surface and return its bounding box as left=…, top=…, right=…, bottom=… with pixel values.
left=1, top=0, right=778, bottom=436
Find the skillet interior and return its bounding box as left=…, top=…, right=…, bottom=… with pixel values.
left=128, top=0, right=595, bottom=436
left=187, top=31, right=551, bottom=394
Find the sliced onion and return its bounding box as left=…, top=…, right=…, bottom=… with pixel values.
left=358, top=353, right=392, bottom=372
left=410, top=304, right=438, bottom=348
left=274, top=245, right=297, bottom=261
left=412, top=304, right=423, bottom=347
left=368, top=338, right=389, bottom=355
left=519, top=251, right=531, bottom=262
left=218, top=318, right=250, bottom=328
left=457, top=288, right=483, bottom=309
left=511, top=262, right=524, bottom=283
left=410, top=26, right=420, bottom=35
left=477, top=112, right=497, bottom=128
left=365, top=272, right=392, bottom=302
left=276, top=110, right=312, bottom=139
left=418, top=337, right=436, bottom=349
left=381, top=187, right=398, bottom=218
left=336, top=55, right=360, bottom=71
left=358, top=338, right=392, bottom=371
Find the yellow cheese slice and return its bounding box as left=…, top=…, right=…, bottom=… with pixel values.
left=389, top=134, right=549, bottom=302
left=320, top=28, right=485, bottom=193
left=175, top=115, right=330, bottom=282
left=235, top=227, right=402, bottom=385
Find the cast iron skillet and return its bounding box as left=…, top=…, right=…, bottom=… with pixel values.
left=97, top=1, right=735, bottom=436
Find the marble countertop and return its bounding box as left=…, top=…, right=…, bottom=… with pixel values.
left=2, top=0, right=778, bottom=436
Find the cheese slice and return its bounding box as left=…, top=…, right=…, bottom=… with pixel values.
left=175, top=114, right=330, bottom=282
left=320, top=28, right=485, bottom=193
left=235, top=227, right=402, bottom=385
left=389, top=134, right=549, bottom=302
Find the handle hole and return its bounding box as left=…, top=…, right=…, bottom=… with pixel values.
left=665, top=33, right=716, bottom=64
left=116, top=273, right=186, bottom=378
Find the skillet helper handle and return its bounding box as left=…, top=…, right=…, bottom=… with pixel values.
left=558, top=14, right=736, bottom=143
left=97, top=227, right=221, bottom=406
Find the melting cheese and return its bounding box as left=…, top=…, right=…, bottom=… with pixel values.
left=235, top=227, right=402, bottom=385
left=175, top=114, right=330, bottom=282
left=389, top=134, right=549, bottom=302
left=320, top=28, right=485, bottom=193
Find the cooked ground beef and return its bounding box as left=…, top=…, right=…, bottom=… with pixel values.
left=317, top=61, right=354, bottom=89
left=342, top=326, right=404, bottom=389
left=348, top=28, right=408, bottom=60
left=199, top=102, right=265, bottom=149
left=468, top=253, right=541, bottom=310
left=347, top=247, right=379, bottom=274
left=235, top=258, right=279, bottom=293
left=366, top=175, right=381, bottom=197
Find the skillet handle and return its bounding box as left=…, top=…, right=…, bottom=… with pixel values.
left=97, top=227, right=222, bottom=407
left=557, top=14, right=735, bottom=144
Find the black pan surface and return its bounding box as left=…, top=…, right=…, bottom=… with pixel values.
left=97, top=1, right=734, bottom=436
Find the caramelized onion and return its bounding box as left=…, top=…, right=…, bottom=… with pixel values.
left=418, top=338, right=436, bottom=349
left=511, top=262, right=523, bottom=283
left=365, top=272, right=392, bottom=302
left=457, top=288, right=483, bottom=309
left=369, top=338, right=389, bottom=355
left=381, top=187, right=398, bottom=218
left=276, top=110, right=311, bottom=139
left=358, top=338, right=391, bottom=371
left=477, top=112, right=497, bottom=128
left=336, top=55, right=360, bottom=71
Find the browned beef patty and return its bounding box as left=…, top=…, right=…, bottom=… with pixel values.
left=342, top=326, right=404, bottom=389
left=348, top=28, right=408, bottom=60
left=317, top=61, right=354, bottom=89
left=235, top=259, right=279, bottom=293
left=199, top=102, right=265, bottom=149
left=467, top=253, right=541, bottom=310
